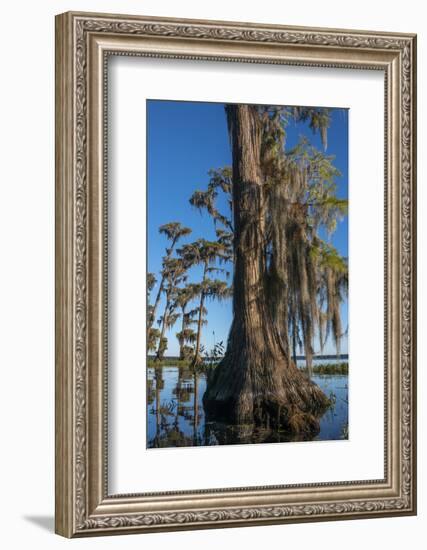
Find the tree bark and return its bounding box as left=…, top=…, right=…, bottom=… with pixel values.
left=193, top=372, right=199, bottom=442
left=149, top=236, right=177, bottom=330
left=178, top=305, right=186, bottom=360
left=192, top=262, right=207, bottom=365
left=156, top=292, right=170, bottom=360
left=203, top=104, right=328, bottom=435
left=154, top=368, right=164, bottom=445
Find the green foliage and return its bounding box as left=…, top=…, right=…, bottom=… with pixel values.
left=299, top=362, right=348, bottom=375
left=292, top=107, right=331, bottom=150
left=147, top=327, right=160, bottom=352
left=175, top=284, right=202, bottom=359
left=180, top=345, right=196, bottom=361
left=176, top=238, right=232, bottom=364
left=148, top=104, right=347, bottom=373
left=156, top=336, right=168, bottom=361
left=202, top=340, right=225, bottom=366
left=159, top=222, right=192, bottom=242
left=258, top=106, right=348, bottom=374
left=189, top=168, right=233, bottom=231
left=147, top=223, right=191, bottom=332
left=147, top=272, right=156, bottom=293
left=147, top=357, right=191, bottom=368
left=178, top=238, right=231, bottom=267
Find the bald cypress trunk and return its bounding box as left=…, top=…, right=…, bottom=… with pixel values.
left=203, top=104, right=328, bottom=434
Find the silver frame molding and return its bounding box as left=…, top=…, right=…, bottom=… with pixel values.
left=55, top=11, right=417, bottom=538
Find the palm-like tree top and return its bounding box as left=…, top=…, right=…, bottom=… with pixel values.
left=159, top=222, right=192, bottom=242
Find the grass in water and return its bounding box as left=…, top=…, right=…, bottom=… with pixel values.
left=148, top=358, right=348, bottom=375
left=301, top=363, right=348, bottom=375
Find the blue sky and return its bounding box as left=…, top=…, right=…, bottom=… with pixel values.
left=147, top=100, right=348, bottom=356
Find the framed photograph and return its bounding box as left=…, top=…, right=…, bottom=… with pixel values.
left=55, top=11, right=417, bottom=537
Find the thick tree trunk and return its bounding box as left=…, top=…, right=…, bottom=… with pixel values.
left=267, top=181, right=291, bottom=357
left=292, top=325, right=297, bottom=365
left=203, top=104, right=328, bottom=434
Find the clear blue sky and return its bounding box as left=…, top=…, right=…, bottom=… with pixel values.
left=147, top=100, right=348, bottom=356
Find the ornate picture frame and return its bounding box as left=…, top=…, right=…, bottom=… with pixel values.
left=55, top=11, right=416, bottom=537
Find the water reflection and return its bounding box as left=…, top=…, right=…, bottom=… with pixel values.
left=147, top=365, right=348, bottom=448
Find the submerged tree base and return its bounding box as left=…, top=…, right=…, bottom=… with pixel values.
left=203, top=355, right=330, bottom=437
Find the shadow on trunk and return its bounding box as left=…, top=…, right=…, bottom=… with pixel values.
left=203, top=104, right=329, bottom=436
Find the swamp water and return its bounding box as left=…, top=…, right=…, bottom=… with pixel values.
left=147, top=363, right=348, bottom=449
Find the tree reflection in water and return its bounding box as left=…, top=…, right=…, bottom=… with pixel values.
left=147, top=366, right=348, bottom=448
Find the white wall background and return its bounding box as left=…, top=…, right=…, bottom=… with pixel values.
left=0, top=1, right=424, bottom=548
